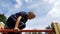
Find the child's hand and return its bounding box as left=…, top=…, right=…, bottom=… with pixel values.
left=14, top=27, right=20, bottom=33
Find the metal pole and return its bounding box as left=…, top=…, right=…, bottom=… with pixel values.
left=0, top=29, right=54, bottom=32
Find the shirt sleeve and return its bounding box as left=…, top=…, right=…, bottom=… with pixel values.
left=16, top=12, right=28, bottom=17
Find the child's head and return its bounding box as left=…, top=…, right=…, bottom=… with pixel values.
left=27, top=11, right=35, bottom=19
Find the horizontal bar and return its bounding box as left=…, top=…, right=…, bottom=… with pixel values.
left=0, top=29, right=54, bottom=32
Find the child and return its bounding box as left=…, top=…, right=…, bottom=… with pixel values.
left=6, top=11, right=35, bottom=34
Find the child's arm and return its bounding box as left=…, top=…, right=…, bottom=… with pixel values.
left=14, top=16, right=22, bottom=29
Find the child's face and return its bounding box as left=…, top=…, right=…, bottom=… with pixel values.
left=28, top=12, right=35, bottom=19
left=28, top=14, right=35, bottom=19
left=28, top=15, right=35, bottom=19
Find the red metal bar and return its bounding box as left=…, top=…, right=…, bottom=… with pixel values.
left=0, top=29, right=54, bottom=32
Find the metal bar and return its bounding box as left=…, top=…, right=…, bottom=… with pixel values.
left=0, top=29, right=54, bottom=32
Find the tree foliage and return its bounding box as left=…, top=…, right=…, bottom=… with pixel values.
left=0, top=14, right=6, bottom=23
left=45, top=25, right=54, bottom=34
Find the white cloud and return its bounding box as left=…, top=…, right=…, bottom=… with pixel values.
left=47, top=0, right=60, bottom=18
left=27, top=3, right=40, bottom=9
left=14, top=0, right=22, bottom=9
left=43, top=0, right=57, bottom=4
left=25, top=0, right=32, bottom=3
left=25, top=0, right=29, bottom=2
left=25, top=0, right=60, bottom=29
left=25, top=16, right=60, bottom=29
left=4, top=0, right=22, bottom=18
left=25, top=16, right=52, bottom=29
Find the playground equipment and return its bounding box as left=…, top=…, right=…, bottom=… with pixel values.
left=0, top=22, right=60, bottom=34
left=51, top=22, right=60, bottom=34
left=0, top=29, right=54, bottom=34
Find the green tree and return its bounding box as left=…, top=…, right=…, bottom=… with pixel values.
left=0, top=14, right=6, bottom=24
left=45, top=25, right=54, bottom=34
left=45, top=26, right=50, bottom=34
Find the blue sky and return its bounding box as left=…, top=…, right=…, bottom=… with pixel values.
left=0, top=0, right=60, bottom=29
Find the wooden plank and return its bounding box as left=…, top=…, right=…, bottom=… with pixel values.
left=51, top=23, right=60, bottom=34
left=55, top=23, right=60, bottom=34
